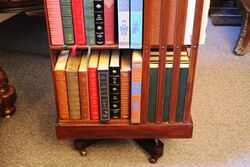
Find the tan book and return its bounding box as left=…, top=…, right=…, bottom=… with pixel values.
left=66, top=51, right=82, bottom=120
left=120, top=50, right=131, bottom=119
left=53, top=50, right=70, bottom=120
left=78, top=50, right=90, bottom=120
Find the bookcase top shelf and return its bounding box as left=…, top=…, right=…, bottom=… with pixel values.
left=50, top=44, right=119, bottom=50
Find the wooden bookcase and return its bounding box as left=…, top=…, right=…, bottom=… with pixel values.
left=44, top=0, right=205, bottom=163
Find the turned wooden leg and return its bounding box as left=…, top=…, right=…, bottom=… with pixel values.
left=133, top=139, right=164, bottom=163
left=234, top=11, right=250, bottom=55
left=74, top=139, right=98, bottom=156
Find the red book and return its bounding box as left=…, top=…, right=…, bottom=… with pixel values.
left=88, top=50, right=100, bottom=120
left=72, top=0, right=86, bottom=45
left=45, top=0, right=64, bottom=45
left=104, top=0, right=115, bottom=44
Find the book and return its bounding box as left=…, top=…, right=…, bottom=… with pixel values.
left=72, top=0, right=86, bottom=45
left=131, top=50, right=142, bottom=124
left=88, top=50, right=100, bottom=120
left=78, top=50, right=90, bottom=120
left=98, top=50, right=111, bottom=122
left=117, top=0, right=130, bottom=48
left=109, top=50, right=120, bottom=119
left=94, top=0, right=105, bottom=45
left=84, top=0, right=96, bottom=45
left=66, top=51, right=82, bottom=119
left=53, top=50, right=70, bottom=119
left=148, top=53, right=189, bottom=122
left=130, top=0, right=143, bottom=49
left=60, top=0, right=75, bottom=45
left=45, top=0, right=64, bottom=45
left=120, top=50, right=131, bottom=119
left=104, top=0, right=115, bottom=44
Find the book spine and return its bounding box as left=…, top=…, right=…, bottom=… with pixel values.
left=148, top=68, right=157, bottom=122
left=45, top=0, right=64, bottom=45
left=130, top=0, right=143, bottom=49
left=131, top=62, right=142, bottom=124
left=60, top=0, right=75, bottom=45
left=79, top=71, right=90, bottom=120
left=176, top=68, right=189, bottom=121
left=53, top=70, right=70, bottom=119
left=120, top=71, right=131, bottom=119
left=66, top=71, right=81, bottom=119
left=88, top=68, right=100, bottom=120
left=109, top=67, right=120, bottom=119
left=98, top=70, right=110, bottom=122
left=72, top=0, right=86, bottom=45
left=104, top=0, right=115, bottom=44
left=94, top=0, right=105, bottom=45
left=117, top=0, right=130, bottom=48
left=163, top=69, right=172, bottom=122
left=84, top=0, right=96, bottom=45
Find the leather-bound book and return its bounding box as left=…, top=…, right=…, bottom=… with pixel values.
left=53, top=50, right=70, bottom=120
left=104, top=0, right=115, bottom=44
left=84, top=0, right=96, bottom=45
left=94, top=0, right=105, bottom=45
left=88, top=50, right=100, bottom=120
left=109, top=50, right=120, bottom=119
left=72, top=0, right=86, bottom=45
left=45, top=0, right=64, bottom=45
left=120, top=50, right=131, bottom=119
left=66, top=51, right=82, bottom=119
left=78, top=50, right=90, bottom=120
left=60, top=0, right=75, bottom=45
left=98, top=50, right=111, bottom=122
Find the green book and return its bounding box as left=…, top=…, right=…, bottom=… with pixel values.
left=148, top=53, right=189, bottom=122
left=60, top=0, right=75, bottom=45
left=84, top=0, right=96, bottom=45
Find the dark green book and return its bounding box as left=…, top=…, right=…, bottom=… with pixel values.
left=148, top=53, right=189, bottom=122
left=60, top=0, right=75, bottom=45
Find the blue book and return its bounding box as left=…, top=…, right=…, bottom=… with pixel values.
left=130, top=0, right=143, bottom=49
left=117, top=0, right=130, bottom=48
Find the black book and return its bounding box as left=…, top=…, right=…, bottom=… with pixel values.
left=109, top=50, right=120, bottom=119
left=94, top=0, right=105, bottom=45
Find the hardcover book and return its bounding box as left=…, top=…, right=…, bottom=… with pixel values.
left=104, top=0, right=115, bottom=44
left=60, top=0, right=75, bottom=45
left=130, top=0, right=143, bottom=49
left=78, top=50, right=90, bottom=120
left=117, top=0, right=130, bottom=48
left=88, top=50, right=100, bottom=120
left=109, top=50, right=120, bottom=119
left=45, top=0, right=64, bottom=45
left=98, top=50, right=111, bottom=122
left=148, top=52, right=189, bottom=122
left=66, top=51, right=82, bottom=119
left=94, top=0, right=105, bottom=45
left=120, top=50, right=131, bottom=119
left=53, top=50, right=70, bottom=119
left=131, top=50, right=142, bottom=124
left=84, top=0, right=96, bottom=45
left=72, top=0, right=86, bottom=45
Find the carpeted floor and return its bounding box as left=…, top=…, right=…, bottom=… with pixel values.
left=0, top=13, right=250, bottom=167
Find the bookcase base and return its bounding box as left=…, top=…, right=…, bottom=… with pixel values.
left=56, top=122, right=193, bottom=139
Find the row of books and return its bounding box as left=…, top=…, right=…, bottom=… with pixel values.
left=45, top=0, right=143, bottom=49
left=54, top=49, right=142, bottom=124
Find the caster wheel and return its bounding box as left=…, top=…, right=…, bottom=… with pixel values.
left=79, top=149, right=87, bottom=156
left=148, top=157, right=158, bottom=163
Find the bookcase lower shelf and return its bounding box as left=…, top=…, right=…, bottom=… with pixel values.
left=56, top=121, right=193, bottom=139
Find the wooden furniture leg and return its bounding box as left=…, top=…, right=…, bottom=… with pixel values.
left=234, top=0, right=250, bottom=55
left=0, top=65, right=17, bottom=118
left=74, top=139, right=98, bottom=156
left=133, top=139, right=164, bottom=163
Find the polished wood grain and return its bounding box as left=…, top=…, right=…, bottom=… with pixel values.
left=56, top=122, right=193, bottom=139
left=183, top=0, right=205, bottom=123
